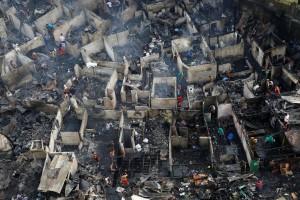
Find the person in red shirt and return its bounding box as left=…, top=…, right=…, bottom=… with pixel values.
left=120, top=171, right=129, bottom=187
left=274, top=85, right=281, bottom=96
left=177, top=96, right=183, bottom=108
left=92, top=151, right=100, bottom=162
left=58, top=42, right=65, bottom=56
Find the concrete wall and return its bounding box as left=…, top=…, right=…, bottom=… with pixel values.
left=232, top=112, right=253, bottom=165
left=251, top=41, right=264, bottom=67
left=34, top=5, right=64, bottom=33
left=175, top=53, right=217, bottom=83
left=143, top=0, right=176, bottom=16
left=92, top=110, right=122, bottom=120
left=81, top=39, right=105, bottom=64
left=104, top=37, right=115, bottom=61
left=79, top=110, right=88, bottom=140
left=61, top=109, right=87, bottom=146
left=172, top=36, right=217, bottom=83
left=53, top=11, right=85, bottom=42
left=214, top=42, right=244, bottom=59
left=61, top=132, right=81, bottom=145
left=218, top=63, right=232, bottom=74
left=105, top=30, right=130, bottom=48
left=97, top=60, right=125, bottom=74
left=282, top=67, right=299, bottom=87
left=127, top=110, right=147, bottom=119
left=210, top=32, right=237, bottom=46
left=1, top=36, right=45, bottom=90
left=0, top=18, right=7, bottom=40
left=19, top=36, right=45, bottom=54
left=209, top=32, right=245, bottom=59
left=140, top=53, right=160, bottom=68
left=49, top=109, right=64, bottom=152
left=53, top=9, right=110, bottom=47
left=74, top=65, right=118, bottom=110
left=184, top=11, right=198, bottom=34
left=105, top=69, right=118, bottom=109
left=48, top=98, right=89, bottom=151
left=78, top=0, right=99, bottom=11
left=203, top=0, right=223, bottom=7
left=198, top=20, right=225, bottom=35
left=252, top=39, right=286, bottom=67
left=151, top=97, right=177, bottom=110
left=121, top=3, right=137, bottom=22
left=172, top=37, right=192, bottom=54
left=6, top=7, right=34, bottom=39
left=131, top=89, right=150, bottom=105
left=270, top=45, right=286, bottom=58
left=66, top=42, right=81, bottom=57
left=151, top=77, right=177, bottom=109
left=127, top=57, right=143, bottom=81
left=81, top=30, right=128, bottom=64
left=86, top=10, right=111, bottom=36
left=121, top=77, right=127, bottom=103
left=187, top=63, right=217, bottom=83
left=1, top=52, right=34, bottom=90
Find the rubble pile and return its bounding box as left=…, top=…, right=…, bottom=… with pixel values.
left=1, top=0, right=300, bottom=199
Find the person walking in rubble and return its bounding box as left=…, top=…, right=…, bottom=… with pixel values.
left=59, top=33, right=66, bottom=44
left=31, top=52, right=38, bottom=61
left=46, top=23, right=55, bottom=34
left=274, top=85, right=281, bottom=96
left=58, top=42, right=65, bottom=56
left=120, top=171, right=129, bottom=187
left=218, top=127, right=224, bottom=137
left=284, top=113, right=289, bottom=130
left=92, top=151, right=100, bottom=162
left=177, top=95, right=183, bottom=108
left=227, top=131, right=235, bottom=144
left=58, top=33, right=66, bottom=56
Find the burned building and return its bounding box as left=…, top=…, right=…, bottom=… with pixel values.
left=251, top=32, right=287, bottom=69
left=1, top=0, right=300, bottom=200
left=172, top=36, right=217, bottom=83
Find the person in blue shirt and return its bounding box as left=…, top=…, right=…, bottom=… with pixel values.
left=46, top=23, right=55, bottom=33
left=218, top=127, right=224, bottom=136
left=227, top=131, right=235, bottom=143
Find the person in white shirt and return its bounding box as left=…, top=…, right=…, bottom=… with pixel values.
left=107, top=1, right=112, bottom=8
left=59, top=33, right=65, bottom=43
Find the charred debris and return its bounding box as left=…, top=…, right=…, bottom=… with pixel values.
left=0, top=0, right=300, bottom=199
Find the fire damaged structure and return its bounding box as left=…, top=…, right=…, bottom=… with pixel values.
left=0, top=0, right=300, bottom=199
